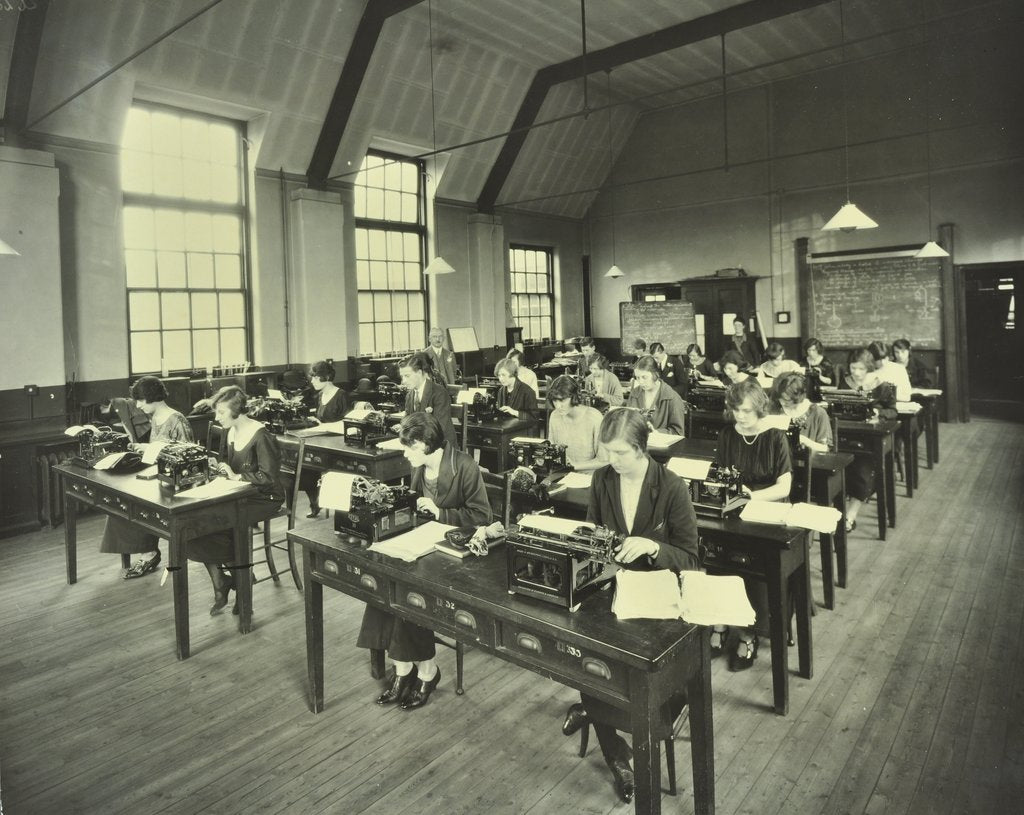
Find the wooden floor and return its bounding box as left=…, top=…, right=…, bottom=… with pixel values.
left=1, top=418, right=1022, bottom=815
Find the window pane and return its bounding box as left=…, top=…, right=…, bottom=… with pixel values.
left=408, top=295, right=424, bottom=321
left=214, top=254, right=241, bottom=289
left=123, top=207, right=155, bottom=249
left=404, top=232, right=419, bottom=261
left=125, top=250, right=156, bottom=287
left=211, top=215, right=240, bottom=253
left=370, top=261, right=387, bottom=289
left=157, top=251, right=186, bottom=288
left=401, top=193, right=417, bottom=223
left=388, top=262, right=404, bottom=289
left=181, top=119, right=209, bottom=160
left=220, top=328, right=245, bottom=364
left=401, top=161, right=418, bottom=193
left=188, top=253, right=214, bottom=288
left=374, top=292, right=392, bottom=322
left=131, top=331, right=161, bottom=373
left=404, top=263, right=420, bottom=290
left=384, top=159, right=401, bottom=190
left=185, top=212, right=213, bottom=251
left=151, top=111, right=182, bottom=156
left=383, top=190, right=401, bottom=221
left=219, top=292, right=245, bottom=326
left=366, top=188, right=384, bottom=220
left=209, top=164, right=238, bottom=204
left=356, top=229, right=369, bottom=259
left=393, top=322, right=410, bottom=352
left=183, top=159, right=212, bottom=200
left=152, top=155, right=184, bottom=198
left=192, top=292, right=218, bottom=328
left=154, top=210, right=185, bottom=250
left=359, top=324, right=375, bottom=354
left=162, top=292, right=190, bottom=329
left=356, top=260, right=370, bottom=289
left=163, top=330, right=192, bottom=369
left=122, top=108, right=151, bottom=153
left=121, top=151, right=152, bottom=194
left=208, top=123, right=238, bottom=165
left=129, top=292, right=160, bottom=329
left=374, top=323, right=391, bottom=353
left=193, top=329, right=219, bottom=368
left=392, top=293, right=408, bottom=321
left=368, top=230, right=386, bottom=258
left=358, top=292, right=373, bottom=320
left=387, top=230, right=404, bottom=261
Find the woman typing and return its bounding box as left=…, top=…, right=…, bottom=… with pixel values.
left=624, top=355, right=687, bottom=435
left=303, top=359, right=348, bottom=517
left=494, top=357, right=538, bottom=420
left=546, top=375, right=606, bottom=472
left=771, top=372, right=832, bottom=453
left=718, top=349, right=754, bottom=385
left=584, top=353, right=625, bottom=407
left=802, top=338, right=835, bottom=386
left=892, top=338, right=933, bottom=388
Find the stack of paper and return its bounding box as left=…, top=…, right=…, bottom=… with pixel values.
left=556, top=471, right=593, bottom=490
left=92, top=451, right=138, bottom=470
left=896, top=401, right=923, bottom=414
left=368, top=521, right=456, bottom=561
left=517, top=514, right=593, bottom=535
left=666, top=457, right=712, bottom=481
left=679, top=572, right=756, bottom=626
left=911, top=387, right=942, bottom=397
left=612, top=570, right=682, bottom=620
left=646, top=431, right=681, bottom=450
left=740, top=500, right=842, bottom=534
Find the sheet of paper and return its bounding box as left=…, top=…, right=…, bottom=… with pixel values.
left=557, top=471, right=593, bottom=489
left=760, top=414, right=791, bottom=431
left=344, top=408, right=374, bottom=421
left=896, top=401, right=923, bottom=414
left=455, top=388, right=488, bottom=405
left=666, top=457, right=712, bottom=481
left=65, top=424, right=101, bottom=437
left=93, top=451, right=132, bottom=470
left=740, top=500, right=793, bottom=525
left=612, top=570, right=681, bottom=620
left=679, top=572, right=756, bottom=626
left=369, top=520, right=457, bottom=562
left=646, top=431, right=680, bottom=450
left=375, top=437, right=406, bottom=451
left=318, top=472, right=361, bottom=511
left=517, top=514, right=594, bottom=536
left=511, top=436, right=547, bottom=444
left=138, top=442, right=168, bottom=465
left=911, top=387, right=942, bottom=396
left=267, top=388, right=284, bottom=400
left=175, top=478, right=251, bottom=498
left=788, top=502, right=843, bottom=534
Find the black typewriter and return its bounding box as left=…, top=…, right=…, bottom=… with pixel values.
left=374, top=382, right=406, bottom=414
left=334, top=478, right=418, bottom=544
left=467, top=391, right=498, bottom=423
left=824, top=390, right=874, bottom=422
left=343, top=411, right=394, bottom=447
left=508, top=438, right=568, bottom=476
left=690, top=462, right=747, bottom=517
left=156, top=442, right=211, bottom=492
left=506, top=517, right=623, bottom=611
left=688, top=385, right=727, bottom=412
left=69, top=426, right=130, bottom=468
left=246, top=396, right=310, bottom=434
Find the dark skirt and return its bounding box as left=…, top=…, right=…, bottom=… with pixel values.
left=186, top=496, right=282, bottom=564
left=846, top=454, right=875, bottom=502
left=99, top=516, right=159, bottom=555
left=356, top=605, right=436, bottom=662
left=582, top=689, right=687, bottom=763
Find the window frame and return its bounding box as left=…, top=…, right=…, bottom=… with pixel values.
left=508, top=243, right=556, bottom=343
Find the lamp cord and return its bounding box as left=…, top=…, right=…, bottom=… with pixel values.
left=606, top=70, right=616, bottom=264
left=840, top=0, right=850, bottom=202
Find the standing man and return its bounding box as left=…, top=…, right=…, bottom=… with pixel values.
left=424, top=326, right=458, bottom=386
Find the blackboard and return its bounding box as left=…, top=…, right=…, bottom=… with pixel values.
left=807, top=253, right=943, bottom=349
left=619, top=301, right=697, bottom=356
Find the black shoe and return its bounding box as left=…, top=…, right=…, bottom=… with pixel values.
left=306, top=505, right=321, bottom=518
left=400, top=667, right=441, bottom=710
left=209, top=572, right=235, bottom=616
left=123, top=550, right=161, bottom=579
left=709, top=627, right=727, bottom=657
left=561, top=703, right=589, bottom=736
left=376, top=667, right=418, bottom=705
left=608, top=758, right=635, bottom=804
left=729, top=634, right=758, bottom=672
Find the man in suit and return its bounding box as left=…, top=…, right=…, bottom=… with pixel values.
left=400, top=352, right=458, bottom=448
left=424, top=327, right=458, bottom=386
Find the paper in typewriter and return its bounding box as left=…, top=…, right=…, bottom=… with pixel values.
left=612, top=570, right=683, bottom=620
left=759, top=414, right=791, bottom=431
left=375, top=437, right=406, bottom=451
left=65, top=424, right=102, bottom=437
left=288, top=421, right=345, bottom=437
left=679, top=572, right=756, bottom=626
left=517, top=514, right=594, bottom=536
left=318, top=472, right=361, bottom=511
left=665, top=457, right=712, bottom=481
left=455, top=388, right=488, bottom=405
left=510, top=436, right=547, bottom=444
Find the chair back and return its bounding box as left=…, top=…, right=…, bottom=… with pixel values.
left=789, top=445, right=813, bottom=503
left=447, top=383, right=467, bottom=401
left=480, top=470, right=511, bottom=528
left=454, top=402, right=469, bottom=452
left=206, top=422, right=227, bottom=457
left=829, top=413, right=839, bottom=453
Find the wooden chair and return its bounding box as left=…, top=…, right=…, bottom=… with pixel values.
left=454, top=402, right=469, bottom=452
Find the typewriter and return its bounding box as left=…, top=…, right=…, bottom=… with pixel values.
left=823, top=390, right=874, bottom=422
left=156, top=442, right=211, bottom=492
left=333, top=477, right=418, bottom=545
left=505, top=515, right=622, bottom=611
left=689, top=462, right=747, bottom=517
left=805, top=369, right=824, bottom=403
left=467, top=390, right=498, bottom=423
left=374, top=381, right=406, bottom=414
left=688, top=385, right=727, bottom=412
left=343, top=410, right=394, bottom=447
left=69, top=426, right=130, bottom=468
left=247, top=396, right=310, bottom=434
left=508, top=438, right=568, bottom=477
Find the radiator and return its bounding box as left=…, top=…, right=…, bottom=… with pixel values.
left=37, top=445, right=77, bottom=527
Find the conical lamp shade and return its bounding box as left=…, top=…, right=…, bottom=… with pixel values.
left=822, top=202, right=878, bottom=232
left=0, top=236, right=19, bottom=256
left=604, top=264, right=624, bottom=279
left=916, top=241, right=949, bottom=259
left=424, top=255, right=455, bottom=275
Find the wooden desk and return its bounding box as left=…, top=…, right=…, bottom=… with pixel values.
left=277, top=434, right=410, bottom=483
left=544, top=484, right=812, bottom=716
left=836, top=419, right=898, bottom=541
left=896, top=411, right=921, bottom=496
left=809, top=451, right=854, bottom=609
left=911, top=391, right=941, bottom=468
left=292, top=521, right=715, bottom=815
left=57, top=463, right=256, bottom=659
left=464, top=415, right=538, bottom=472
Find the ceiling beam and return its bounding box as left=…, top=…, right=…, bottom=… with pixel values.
left=2, top=0, right=50, bottom=145
left=306, top=0, right=423, bottom=189
left=476, top=0, right=835, bottom=213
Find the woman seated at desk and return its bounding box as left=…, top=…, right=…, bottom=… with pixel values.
left=756, top=342, right=802, bottom=383
left=868, top=341, right=912, bottom=401
left=400, top=352, right=458, bottom=449
left=560, top=408, right=699, bottom=804
left=683, top=343, right=718, bottom=384
left=624, top=355, right=687, bottom=435
left=803, top=337, right=835, bottom=386
left=358, top=413, right=491, bottom=710
left=771, top=372, right=832, bottom=453
left=584, top=353, right=625, bottom=407
left=546, top=375, right=607, bottom=472
left=188, top=386, right=286, bottom=614
left=494, top=357, right=538, bottom=420
left=711, top=379, right=792, bottom=672
left=838, top=348, right=899, bottom=533
left=505, top=348, right=540, bottom=397
left=718, top=349, right=754, bottom=385
left=303, top=360, right=348, bottom=518
left=892, top=338, right=933, bottom=388
left=100, top=376, right=193, bottom=579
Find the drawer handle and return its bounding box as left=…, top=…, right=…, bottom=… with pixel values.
left=102, top=496, right=113, bottom=505
left=323, top=560, right=339, bottom=575
left=406, top=591, right=426, bottom=609
left=453, top=610, right=477, bottom=630
left=138, top=510, right=149, bottom=520
left=516, top=633, right=541, bottom=653
left=582, top=658, right=611, bottom=680
left=359, top=573, right=377, bottom=590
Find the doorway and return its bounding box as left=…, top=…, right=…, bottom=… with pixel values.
left=962, top=263, right=1023, bottom=421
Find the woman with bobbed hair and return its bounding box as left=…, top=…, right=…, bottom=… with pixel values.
left=357, top=413, right=490, bottom=711
left=546, top=375, right=606, bottom=472
left=494, top=357, right=538, bottom=420
left=189, top=386, right=286, bottom=614
left=711, top=378, right=792, bottom=671
left=868, top=341, right=912, bottom=401
left=892, top=338, right=933, bottom=388
left=771, top=372, right=832, bottom=453
left=624, top=355, right=687, bottom=435
left=505, top=348, right=539, bottom=397
left=584, top=353, right=624, bottom=407
left=559, top=408, right=699, bottom=804
left=757, top=342, right=802, bottom=381
left=684, top=343, right=717, bottom=382
left=802, top=338, right=835, bottom=386
left=718, top=349, right=753, bottom=384
left=100, top=375, right=194, bottom=578
left=303, top=360, right=349, bottom=517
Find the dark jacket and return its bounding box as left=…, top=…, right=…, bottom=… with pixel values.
left=656, top=355, right=685, bottom=393
left=423, top=344, right=458, bottom=386
left=405, top=379, right=458, bottom=448
left=905, top=355, right=933, bottom=388
left=409, top=445, right=491, bottom=527
left=587, top=457, right=699, bottom=572
left=625, top=381, right=687, bottom=435
left=732, top=335, right=760, bottom=368
left=316, top=387, right=348, bottom=423
left=496, top=377, right=538, bottom=420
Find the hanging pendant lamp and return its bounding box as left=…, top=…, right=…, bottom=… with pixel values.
left=423, top=0, right=453, bottom=276
left=0, top=236, right=19, bottom=256
left=603, top=70, right=624, bottom=278
left=914, top=17, right=948, bottom=259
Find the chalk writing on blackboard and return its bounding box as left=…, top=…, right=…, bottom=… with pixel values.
left=807, top=254, right=942, bottom=349
left=619, top=301, right=698, bottom=356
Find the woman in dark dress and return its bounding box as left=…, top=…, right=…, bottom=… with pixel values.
left=357, top=413, right=491, bottom=711
left=892, top=338, right=933, bottom=388
left=188, top=386, right=286, bottom=614
left=803, top=337, right=835, bottom=386
left=624, top=355, right=687, bottom=435
left=718, top=349, right=754, bottom=385
left=713, top=379, right=792, bottom=671
left=560, top=409, right=699, bottom=804
left=494, top=357, right=537, bottom=420
left=303, top=360, right=349, bottom=517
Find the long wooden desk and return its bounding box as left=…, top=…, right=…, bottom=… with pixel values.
left=292, top=520, right=715, bottom=815
left=541, top=476, right=812, bottom=716
left=57, top=463, right=256, bottom=659
left=464, top=414, right=538, bottom=472
left=911, top=390, right=942, bottom=468
left=895, top=410, right=921, bottom=496
left=277, top=433, right=410, bottom=483
left=836, top=418, right=899, bottom=542
left=809, top=451, right=854, bottom=608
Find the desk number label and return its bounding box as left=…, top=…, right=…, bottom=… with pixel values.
left=557, top=641, right=582, bottom=658
left=436, top=598, right=455, bottom=610
left=345, top=564, right=361, bottom=576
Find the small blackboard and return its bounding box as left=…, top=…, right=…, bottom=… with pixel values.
left=807, top=252, right=943, bottom=349
left=619, top=301, right=697, bottom=356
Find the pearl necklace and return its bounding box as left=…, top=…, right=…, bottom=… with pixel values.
left=738, top=427, right=761, bottom=445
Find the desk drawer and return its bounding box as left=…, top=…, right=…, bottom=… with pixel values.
left=96, top=491, right=131, bottom=518
left=467, top=432, right=498, bottom=450
left=701, top=539, right=767, bottom=578
left=132, top=505, right=170, bottom=532
left=310, top=451, right=372, bottom=476
left=391, top=580, right=495, bottom=647
left=838, top=435, right=868, bottom=453
left=310, top=551, right=387, bottom=604
left=65, top=479, right=98, bottom=506
left=495, top=622, right=629, bottom=699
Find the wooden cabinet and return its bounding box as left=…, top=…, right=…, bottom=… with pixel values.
left=676, top=276, right=760, bottom=364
